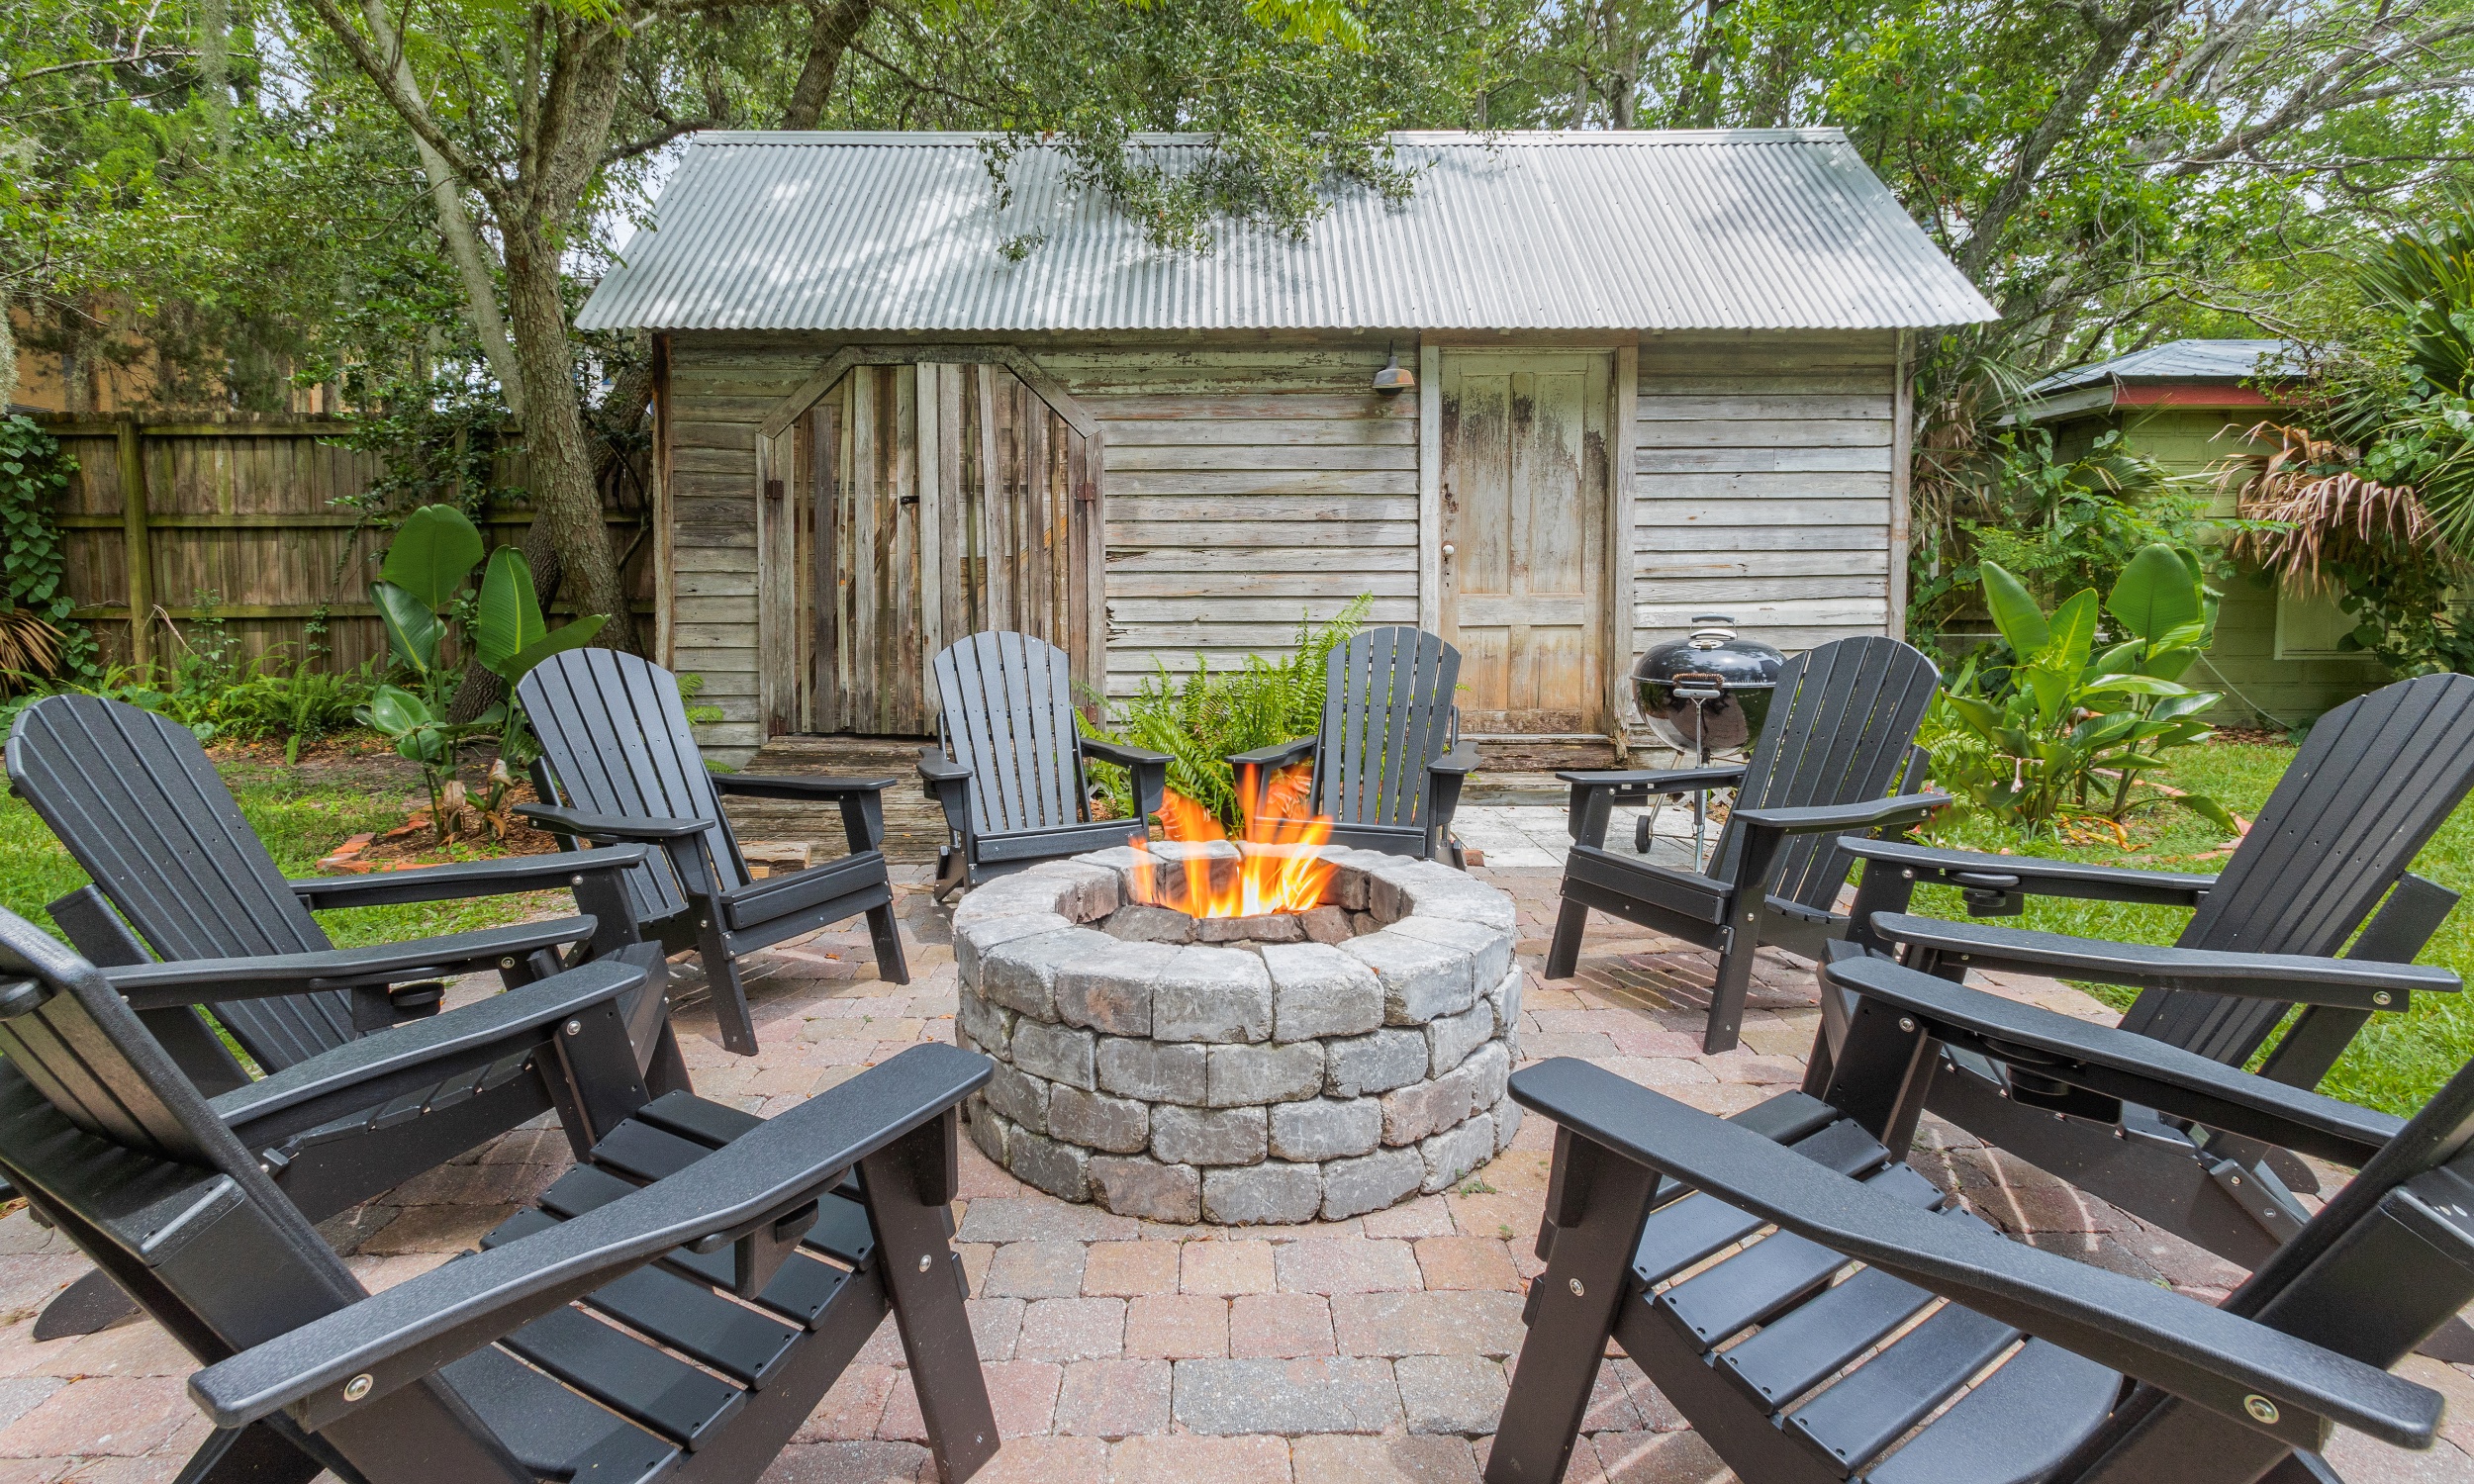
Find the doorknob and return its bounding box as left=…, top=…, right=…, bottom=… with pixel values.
left=1441, top=543, right=1456, bottom=559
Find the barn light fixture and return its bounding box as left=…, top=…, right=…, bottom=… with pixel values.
left=1373, top=344, right=1415, bottom=392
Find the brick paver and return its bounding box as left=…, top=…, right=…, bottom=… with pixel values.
left=0, top=858, right=2462, bottom=1482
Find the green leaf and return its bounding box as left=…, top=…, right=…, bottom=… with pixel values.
left=2145, top=691, right=2220, bottom=723
left=474, top=546, right=549, bottom=675
left=2172, top=792, right=2240, bottom=833
left=2081, top=673, right=2190, bottom=696
left=364, top=683, right=432, bottom=735
left=379, top=506, right=484, bottom=609
left=372, top=583, right=443, bottom=673
left=501, top=613, right=607, bottom=683
left=2107, top=543, right=2202, bottom=642
left=1979, top=561, right=2049, bottom=658
left=2046, top=590, right=2099, bottom=675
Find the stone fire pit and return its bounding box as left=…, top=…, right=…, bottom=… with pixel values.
left=950, top=843, right=1522, bottom=1225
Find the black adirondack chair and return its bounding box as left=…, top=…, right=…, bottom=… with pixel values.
left=1544, top=635, right=1946, bottom=1054
left=6, top=693, right=674, bottom=1339
left=0, top=909, right=999, bottom=1484
left=519, top=647, right=910, bottom=1058
left=1486, top=949, right=2473, bottom=1484
left=1829, top=670, right=2474, bottom=1270
left=918, top=631, right=1171, bottom=900
left=1227, top=625, right=1479, bottom=863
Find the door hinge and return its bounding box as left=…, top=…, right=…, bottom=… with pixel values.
left=764, top=479, right=784, bottom=505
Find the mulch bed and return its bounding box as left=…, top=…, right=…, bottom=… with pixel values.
left=317, top=778, right=569, bottom=873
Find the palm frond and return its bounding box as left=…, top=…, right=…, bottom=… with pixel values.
left=2221, top=421, right=2448, bottom=590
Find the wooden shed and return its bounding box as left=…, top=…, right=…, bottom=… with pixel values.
left=578, top=130, right=1993, bottom=766
left=2019, top=339, right=2383, bottom=729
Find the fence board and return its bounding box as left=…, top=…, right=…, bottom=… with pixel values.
left=36, top=417, right=651, bottom=676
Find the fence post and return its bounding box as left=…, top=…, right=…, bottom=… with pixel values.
left=115, top=419, right=154, bottom=670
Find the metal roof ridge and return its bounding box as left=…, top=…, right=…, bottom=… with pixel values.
left=682, top=127, right=1854, bottom=147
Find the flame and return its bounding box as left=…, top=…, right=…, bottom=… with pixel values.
left=1125, top=765, right=1336, bottom=918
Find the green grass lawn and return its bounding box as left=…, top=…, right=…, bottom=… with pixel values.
left=1901, top=741, right=2474, bottom=1117
left=0, top=759, right=529, bottom=952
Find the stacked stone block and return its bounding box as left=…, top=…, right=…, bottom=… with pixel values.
left=952, top=843, right=1523, bottom=1224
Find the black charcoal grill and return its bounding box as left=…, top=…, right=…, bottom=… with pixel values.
left=1629, top=615, right=1786, bottom=857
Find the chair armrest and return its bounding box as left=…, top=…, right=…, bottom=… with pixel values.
left=1824, top=952, right=2405, bottom=1166
left=1560, top=766, right=1747, bottom=847
left=1081, top=737, right=1172, bottom=771
left=1511, top=1057, right=2442, bottom=1450
left=1873, top=912, right=2459, bottom=1013
left=1227, top=736, right=1316, bottom=770
left=1731, top=791, right=1951, bottom=835
left=101, top=917, right=601, bottom=1010
left=1428, top=743, right=1481, bottom=778
left=188, top=1042, right=993, bottom=1433
left=1085, top=737, right=1171, bottom=825
left=712, top=774, right=897, bottom=801
left=1555, top=765, right=1746, bottom=792
left=714, top=773, right=894, bottom=853
left=287, top=846, right=647, bottom=910
left=916, top=750, right=973, bottom=785
left=1844, top=836, right=2216, bottom=907
left=515, top=804, right=709, bottom=842
left=212, top=960, right=650, bottom=1137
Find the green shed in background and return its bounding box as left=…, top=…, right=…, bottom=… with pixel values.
left=2020, top=338, right=2386, bottom=731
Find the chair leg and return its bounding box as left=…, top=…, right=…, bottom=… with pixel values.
left=867, top=901, right=910, bottom=985
left=931, top=847, right=967, bottom=904
left=31, top=1267, right=136, bottom=1341
left=1704, top=920, right=1758, bottom=1055
left=1486, top=1135, right=1662, bottom=1484
left=859, top=1114, right=1000, bottom=1484
left=698, top=919, right=760, bottom=1058
left=1543, top=897, right=1590, bottom=980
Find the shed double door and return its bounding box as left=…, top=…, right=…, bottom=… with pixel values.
left=787, top=362, right=1094, bottom=736
left=1438, top=349, right=1613, bottom=736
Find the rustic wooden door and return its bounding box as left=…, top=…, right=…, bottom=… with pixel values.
left=1437, top=349, right=1612, bottom=735
left=791, top=362, right=1094, bottom=736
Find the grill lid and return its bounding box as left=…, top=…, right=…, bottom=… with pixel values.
left=1631, top=615, right=1786, bottom=754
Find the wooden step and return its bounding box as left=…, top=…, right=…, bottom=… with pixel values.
left=1470, top=735, right=1623, bottom=772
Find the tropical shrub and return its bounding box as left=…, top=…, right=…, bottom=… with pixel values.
left=1085, top=596, right=1374, bottom=832
left=1929, top=546, right=2236, bottom=835
left=1907, top=421, right=2222, bottom=647
left=358, top=504, right=605, bottom=839
left=2229, top=196, right=2474, bottom=677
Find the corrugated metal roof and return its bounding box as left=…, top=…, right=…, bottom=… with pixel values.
left=2025, top=338, right=2301, bottom=395
left=578, top=131, right=1995, bottom=333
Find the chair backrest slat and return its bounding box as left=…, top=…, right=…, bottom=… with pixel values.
left=6, top=696, right=357, bottom=1071
left=1314, top=627, right=1460, bottom=830
left=930, top=632, right=1086, bottom=837
left=1713, top=636, right=1941, bottom=909
left=2116, top=673, right=2474, bottom=1064
left=521, top=649, right=747, bottom=919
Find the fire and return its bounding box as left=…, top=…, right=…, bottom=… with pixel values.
left=1126, top=766, right=1336, bottom=918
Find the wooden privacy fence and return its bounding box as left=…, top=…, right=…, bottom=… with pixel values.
left=37, top=416, right=652, bottom=675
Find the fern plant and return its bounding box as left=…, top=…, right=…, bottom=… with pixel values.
left=1082, top=596, right=1375, bottom=832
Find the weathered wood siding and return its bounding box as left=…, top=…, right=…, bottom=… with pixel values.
left=1069, top=339, right=1420, bottom=696
left=663, top=341, right=807, bottom=755
left=661, top=330, right=1901, bottom=760
left=1630, top=331, right=1899, bottom=661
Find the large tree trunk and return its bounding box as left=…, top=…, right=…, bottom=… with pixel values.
left=504, top=231, right=636, bottom=656
left=780, top=0, right=872, bottom=129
